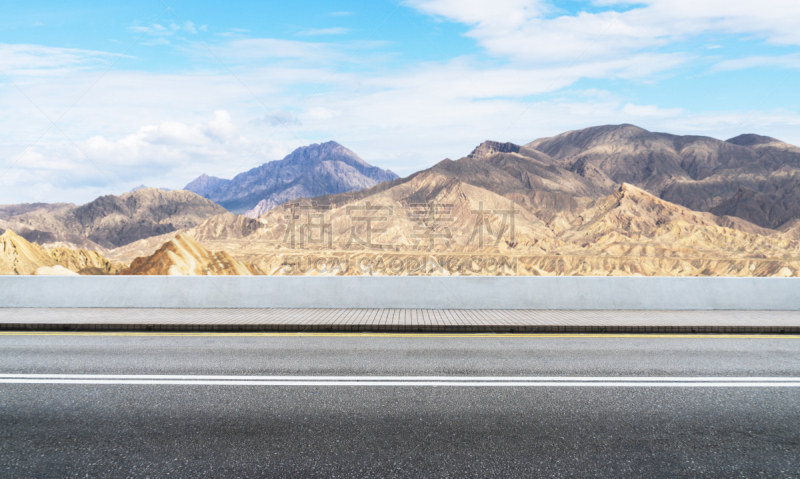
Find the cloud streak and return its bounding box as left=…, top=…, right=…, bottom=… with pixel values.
left=408, top=0, right=800, bottom=64
left=298, top=27, right=350, bottom=36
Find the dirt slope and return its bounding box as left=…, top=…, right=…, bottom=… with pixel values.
left=0, top=230, right=121, bottom=275
left=121, top=233, right=262, bottom=275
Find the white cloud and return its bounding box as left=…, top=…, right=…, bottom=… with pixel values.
left=206, top=110, right=237, bottom=140
left=358, top=53, right=686, bottom=103
left=308, top=108, right=339, bottom=120
left=0, top=109, right=290, bottom=202
left=84, top=110, right=240, bottom=166
left=178, top=21, right=208, bottom=35
left=409, top=0, right=800, bottom=65
left=298, top=28, right=350, bottom=36
left=184, top=21, right=198, bottom=35
left=129, top=23, right=172, bottom=35
left=0, top=43, right=114, bottom=76
left=207, top=38, right=341, bottom=62
left=251, top=110, right=303, bottom=127
left=712, top=53, right=800, bottom=72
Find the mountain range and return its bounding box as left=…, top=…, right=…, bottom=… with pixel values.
left=524, top=124, right=800, bottom=229
left=3, top=124, right=800, bottom=276
left=112, top=180, right=798, bottom=277
left=184, top=141, right=398, bottom=217
left=0, top=188, right=226, bottom=250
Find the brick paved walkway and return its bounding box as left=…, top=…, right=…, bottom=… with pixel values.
left=2, top=309, right=799, bottom=333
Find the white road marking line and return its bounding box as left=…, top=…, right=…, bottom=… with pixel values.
left=0, top=375, right=799, bottom=387
left=0, top=374, right=799, bottom=381
left=1, top=380, right=799, bottom=387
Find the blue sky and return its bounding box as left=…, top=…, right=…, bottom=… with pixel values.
left=1, top=0, right=799, bottom=204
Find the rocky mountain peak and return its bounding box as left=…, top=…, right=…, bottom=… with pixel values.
left=467, top=141, right=521, bottom=160
left=726, top=133, right=784, bottom=147
left=526, top=124, right=651, bottom=158
left=183, top=174, right=231, bottom=198
left=129, top=185, right=170, bottom=193
left=616, top=182, right=652, bottom=197
left=184, top=141, right=398, bottom=215
left=278, top=140, right=371, bottom=168
left=1, top=228, right=24, bottom=242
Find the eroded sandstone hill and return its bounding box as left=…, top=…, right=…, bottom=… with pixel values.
left=0, top=230, right=121, bottom=275
left=121, top=233, right=262, bottom=276
left=109, top=179, right=800, bottom=277
left=102, top=213, right=270, bottom=264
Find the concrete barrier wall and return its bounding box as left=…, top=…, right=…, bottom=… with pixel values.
left=0, top=276, right=797, bottom=310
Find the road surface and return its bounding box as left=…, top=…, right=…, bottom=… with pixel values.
left=1, top=332, right=799, bottom=477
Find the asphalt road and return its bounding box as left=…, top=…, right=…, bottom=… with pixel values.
left=1, top=332, right=800, bottom=478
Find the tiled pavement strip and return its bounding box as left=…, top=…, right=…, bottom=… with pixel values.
left=1, top=309, right=800, bottom=333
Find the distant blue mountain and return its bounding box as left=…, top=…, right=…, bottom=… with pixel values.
left=182, top=175, right=230, bottom=198
left=130, top=185, right=171, bottom=193
left=183, top=141, right=398, bottom=217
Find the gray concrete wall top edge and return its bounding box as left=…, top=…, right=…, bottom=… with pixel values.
left=1, top=276, right=797, bottom=310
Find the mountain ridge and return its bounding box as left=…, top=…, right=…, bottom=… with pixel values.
left=5, top=123, right=800, bottom=278
left=184, top=141, right=398, bottom=216
left=0, top=188, right=226, bottom=249
left=523, top=124, right=800, bottom=228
